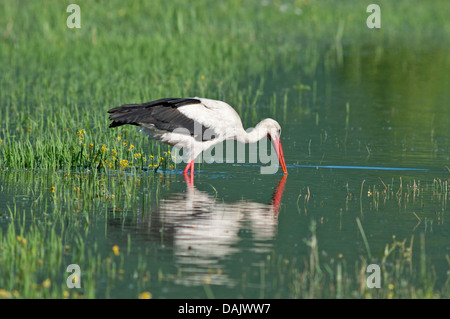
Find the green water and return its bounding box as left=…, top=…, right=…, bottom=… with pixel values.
left=1, top=41, right=448, bottom=298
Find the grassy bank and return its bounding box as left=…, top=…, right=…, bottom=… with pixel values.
left=1, top=0, right=449, bottom=170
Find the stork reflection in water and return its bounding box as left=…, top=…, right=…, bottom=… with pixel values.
left=109, top=176, right=287, bottom=286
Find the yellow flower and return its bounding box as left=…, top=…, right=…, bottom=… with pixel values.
left=112, top=245, right=120, bottom=256
left=77, top=129, right=86, bottom=141
left=112, top=149, right=117, bottom=155
left=0, top=289, right=12, bottom=299
left=101, top=144, right=108, bottom=152
left=117, top=136, right=121, bottom=141
left=51, top=186, right=55, bottom=193
left=42, top=279, right=52, bottom=288
left=139, top=291, right=152, bottom=299
left=77, top=129, right=86, bottom=137
left=119, top=159, right=129, bottom=168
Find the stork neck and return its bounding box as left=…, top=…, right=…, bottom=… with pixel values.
left=237, top=125, right=268, bottom=144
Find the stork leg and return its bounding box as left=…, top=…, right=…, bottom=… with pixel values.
left=183, top=160, right=195, bottom=186
left=183, top=160, right=194, bottom=174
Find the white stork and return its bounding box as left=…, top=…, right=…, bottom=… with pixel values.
left=108, top=97, right=287, bottom=182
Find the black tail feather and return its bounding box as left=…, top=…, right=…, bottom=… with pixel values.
left=109, top=97, right=204, bottom=129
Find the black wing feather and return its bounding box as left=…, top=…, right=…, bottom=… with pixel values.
left=108, top=98, right=216, bottom=141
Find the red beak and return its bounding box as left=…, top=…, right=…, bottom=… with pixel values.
left=272, top=137, right=288, bottom=174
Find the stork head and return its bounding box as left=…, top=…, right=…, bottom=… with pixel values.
left=260, top=119, right=288, bottom=175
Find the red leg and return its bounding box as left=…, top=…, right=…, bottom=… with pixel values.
left=183, top=160, right=193, bottom=174
left=183, top=160, right=195, bottom=186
